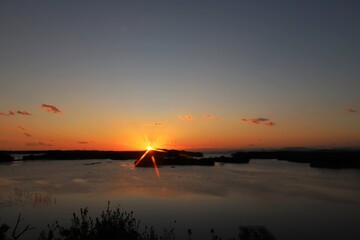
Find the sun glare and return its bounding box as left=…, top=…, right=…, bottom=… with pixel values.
left=134, top=143, right=167, bottom=178
left=147, top=146, right=154, bottom=151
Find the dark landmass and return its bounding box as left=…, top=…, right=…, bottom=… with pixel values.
left=134, top=149, right=212, bottom=167
left=231, top=150, right=360, bottom=169
left=20, top=150, right=143, bottom=160
left=1, top=149, right=203, bottom=162
left=1, top=149, right=359, bottom=169
left=0, top=153, right=14, bottom=162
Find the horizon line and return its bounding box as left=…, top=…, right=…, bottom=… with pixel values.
left=1, top=146, right=360, bottom=153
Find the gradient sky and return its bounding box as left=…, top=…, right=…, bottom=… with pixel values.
left=1, top=0, right=359, bottom=150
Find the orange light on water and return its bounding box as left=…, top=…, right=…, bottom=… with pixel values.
left=151, top=155, right=160, bottom=177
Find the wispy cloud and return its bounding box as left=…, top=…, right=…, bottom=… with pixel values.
left=205, top=114, right=220, bottom=122
left=0, top=110, right=16, bottom=116
left=77, top=141, right=95, bottom=144
left=178, top=114, right=194, bottom=122
left=18, top=125, right=32, bottom=137
left=26, top=141, right=53, bottom=147
left=17, top=110, right=32, bottom=115
left=242, top=118, right=276, bottom=127
left=242, top=118, right=269, bottom=124
left=264, top=121, right=276, bottom=126
left=146, top=122, right=164, bottom=127
left=41, top=104, right=62, bottom=114
left=345, top=108, right=357, bottom=113
left=24, top=133, right=32, bottom=137
left=1, top=110, right=32, bottom=116
left=18, top=125, right=27, bottom=131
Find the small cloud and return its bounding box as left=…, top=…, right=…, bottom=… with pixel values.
left=18, top=125, right=27, bottom=131
left=242, top=118, right=269, bottom=124
left=345, top=108, right=357, bottom=113
left=0, top=110, right=16, bottom=116
left=17, top=110, right=32, bottom=115
left=264, top=121, right=276, bottom=126
left=26, top=141, right=53, bottom=147
left=77, top=141, right=95, bottom=144
left=178, top=114, right=194, bottom=122
left=205, top=114, right=220, bottom=122
left=242, top=117, right=276, bottom=127
left=41, top=104, right=62, bottom=114
left=24, top=133, right=32, bottom=137
left=38, top=141, right=53, bottom=146
left=1, top=110, right=32, bottom=116
left=146, top=122, right=164, bottom=127
left=18, top=125, right=32, bottom=137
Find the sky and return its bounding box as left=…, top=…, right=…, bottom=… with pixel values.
left=0, top=0, right=359, bottom=151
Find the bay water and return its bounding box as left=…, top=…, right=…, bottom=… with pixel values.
left=1, top=158, right=359, bottom=239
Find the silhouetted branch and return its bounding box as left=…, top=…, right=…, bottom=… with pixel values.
left=11, top=214, right=34, bottom=240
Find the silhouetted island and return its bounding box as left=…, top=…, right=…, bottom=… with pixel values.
left=230, top=150, right=360, bottom=169
left=0, top=153, right=14, bottom=162
left=134, top=149, right=213, bottom=167
left=20, top=150, right=143, bottom=160
left=2, top=150, right=204, bottom=163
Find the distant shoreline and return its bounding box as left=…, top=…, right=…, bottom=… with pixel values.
left=1, top=149, right=360, bottom=169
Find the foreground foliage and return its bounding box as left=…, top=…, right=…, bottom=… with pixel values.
left=38, top=203, right=167, bottom=240
left=1, top=203, right=276, bottom=240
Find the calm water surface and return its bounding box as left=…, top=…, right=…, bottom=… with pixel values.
left=1, top=159, right=360, bottom=240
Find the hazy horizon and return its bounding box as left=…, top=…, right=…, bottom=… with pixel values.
left=3, top=146, right=360, bottom=154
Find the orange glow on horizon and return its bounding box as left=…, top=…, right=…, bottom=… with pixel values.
left=1, top=111, right=359, bottom=151
left=146, top=146, right=154, bottom=151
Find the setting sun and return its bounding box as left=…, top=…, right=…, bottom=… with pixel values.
left=146, top=146, right=154, bottom=151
